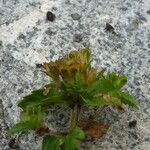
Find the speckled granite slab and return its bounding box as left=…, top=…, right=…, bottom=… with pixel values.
left=0, top=0, right=150, bottom=149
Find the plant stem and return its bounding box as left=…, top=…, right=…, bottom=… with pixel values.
left=70, top=104, right=81, bottom=130
left=36, top=126, right=68, bottom=136
left=90, top=106, right=106, bottom=120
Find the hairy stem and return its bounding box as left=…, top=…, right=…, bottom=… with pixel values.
left=36, top=126, right=68, bottom=136
left=90, top=106, right=106, bottom=120
left=70, top=104, right=81, bottom=130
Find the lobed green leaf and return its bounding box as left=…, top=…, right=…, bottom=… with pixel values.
left=42, top=127, right=85, bottom=150
left=20, top=106, right=43, bottom=125
left=120, top=92, right=139, bottom=108
left=18, top=89, right=65, bottom=109
left=107, top=73, right=127, bottom=89
left=82, top=95, right=121, bottom=107
left=63, top=127, right=85, bottom=150
left=42, top=135, right=62, bottom=150
left=6, top=121, right=35, bottom=136
left=7, top=106, right=43, bottom=136
left=90, top=79, right=114, bottom=93
left=88, top=73, right=127, bottom=94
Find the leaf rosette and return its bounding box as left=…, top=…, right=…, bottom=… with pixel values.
left=7, top=49, right=139, bottom=150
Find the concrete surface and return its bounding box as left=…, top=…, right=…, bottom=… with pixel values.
left=0, top=0, right=150, bottom=149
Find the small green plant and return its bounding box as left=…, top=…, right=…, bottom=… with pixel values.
left=7, top=49, right=138, bottom=150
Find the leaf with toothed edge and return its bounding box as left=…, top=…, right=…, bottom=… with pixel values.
left=18, top=89, right=66, bottom=109
left=63, top=127, right=85, bottom=150
left=120, top=92, right=139, bottom=108
left=42, top=135, right=62, bottom=150
left=41, top=127, right=85, bottom=150
left=7, top=121, right=36, bottom=137
left=7, top=106, right=43, bottom=136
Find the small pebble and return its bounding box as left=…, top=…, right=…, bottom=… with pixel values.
left=105, top=23, right=117, bottom=35
left=147, top=43, right=150, bottom=48
left=8, top=138, right=18, bottom=149
left=36, top=64, right=43, bottom=68
left=146, top=10, right=150, bottom=15
left=45, top=28, right=55, bottom=36
left=0, top=40, right=3, bottom=47
left=128, top=120, right=137, bottom=128
left=71, top=13, right=81, bottom=20
left=17, top=88, right=24, bottom=94
left=5, top=21, right=10, bottom=26
left=120, top=7, right=127, bottom=11
left=46, top=11, right=56, bottom=22
left=7, top=103, right=13, bottom=108
left=52, top=7, right=57, bottom=11
left=73, top=34, right=82, bottom=43
left=105, top=23, right=114, bottom=32
left=17, top=34, right=26, bottom=40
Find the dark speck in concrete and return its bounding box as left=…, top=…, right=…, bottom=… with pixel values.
left=59, top=113, right=65, bottom=118
left=26, top=31, right=34, bottom=38
left=120, top=7, right=127, bottom=11
left=138, top=60, right=142, bottom=66
left=8, top=103, right=13, bottom=108
left=17, top=88, right=24, bottom=94
left=73, top=34, right=82, bottom=43
left=5, top=21, right=10, bottom=26
left=128, top=131, right=139, bottom=140
left=136, top=12, right=147, bottom=22
left=144, top=137, right=150, bottom=142
left=52, top=7, right=57, bottom=11
left=126, top=2, right=132, bottom=7
left=50, top=49, right=55, bottom=56
left=71, top=13, right=81, bottom=20
left=133, top=78, right=140, bottom=86
left=45, top=28, right=56, bottom=36
left=0, top=99, right=4, bottom=121
left=17, top=34, right=26, bottom=40
left=128, top=120, right=137, bottom=128
left=13, top=84, right=17, bottom=87
left=28, top=1, right=41, bottom=6
left=0, top=40, right=3, bottom=47
left=130, top=142, right=139, bottom=149
left=146, top=10, right=150, bottom=15
left=104, top=63, right=111, bottom=67
left=105, top=23, right=116, bottom=34
left=36, top=20, right=41, bottom=25
left=135, top=38, right=143, bottom=47
left=46, top=11, right=56, bottom=22
left=36, top=64, right=43, bottom=68
left=65, top=0, right=71, bottom=5
left=105, top=23, right=114, bottom=31
left=116, top=43, right=122, bottom=49
left=8, top=138, right=19, bottom=149
left=33, top=27, right=39, bottom=32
